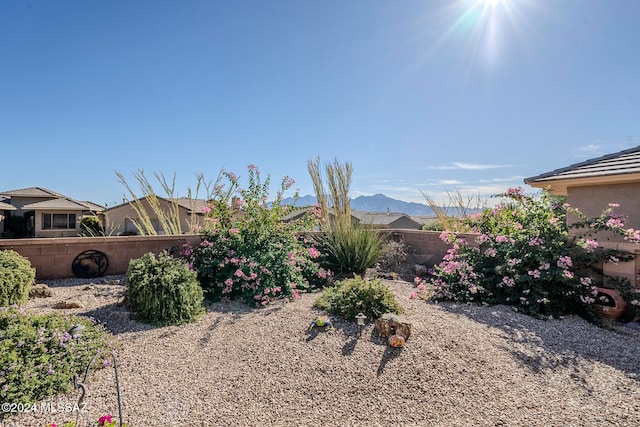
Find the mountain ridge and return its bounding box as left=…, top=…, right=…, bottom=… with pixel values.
left=281, top=193, right=436, bottom=216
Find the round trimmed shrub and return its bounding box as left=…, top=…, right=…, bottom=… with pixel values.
left=80, top=215, right=104, bottom=236
left=126, top=250, right=205, bottom=325
left=0, top=249, right=35, bottom=307
left=313, top=276, right=404, bottom=320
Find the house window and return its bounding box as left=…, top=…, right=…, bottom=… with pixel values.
left=42, top=213, right=76, bottom=230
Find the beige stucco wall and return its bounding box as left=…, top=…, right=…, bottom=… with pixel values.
left=568, top=183, right=640, bottom=230
left=566, top=183, right=640, bottom=289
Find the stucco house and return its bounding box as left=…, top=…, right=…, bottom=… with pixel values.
left=0, top=198, right=17, bottom=236
left=0, top=187, right=105, bottom=238
left=351, top=211, right=423, bottom=230
left=103, top=196, right=207, bottom=235
left=524, top=145, right=640, bottom=288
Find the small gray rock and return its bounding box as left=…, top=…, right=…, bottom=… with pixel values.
left=29, top=283, right=53, bottom=298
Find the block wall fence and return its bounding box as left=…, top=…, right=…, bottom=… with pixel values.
left=2, top=230, right=638, bottom=289
left=0, top=231, right=459, bottom=280
left=0, top=235, right=202, bottom=279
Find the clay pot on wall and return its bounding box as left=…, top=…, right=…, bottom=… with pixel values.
left=593, top=287, right=630, bottom=320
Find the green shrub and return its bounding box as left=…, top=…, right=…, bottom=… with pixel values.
left=80, top=215, right=104, bottom=236
left=126, top=251, right=205, bottom=325
left=316, top=225, right=383, bottom=275
left=0, top=250, right=35, bottom=307
left=0, top=307, right=117, bottom=405
left=313, top=276, right=404, bottom=320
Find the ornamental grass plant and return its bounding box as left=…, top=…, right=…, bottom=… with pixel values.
left=307, top=156, right=383, bottom=274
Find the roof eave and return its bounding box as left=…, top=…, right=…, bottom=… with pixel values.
left=525, top=172, right=640, bottom=196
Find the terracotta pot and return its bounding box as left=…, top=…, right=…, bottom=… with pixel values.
left=594, top=287, right=629, bottom=320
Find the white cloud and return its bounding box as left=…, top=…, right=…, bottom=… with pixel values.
left=427, top=162, right=512, bottom=170
left=479, top=175, right=525, bottom=183
left=576, top=143, right=604, bottom=157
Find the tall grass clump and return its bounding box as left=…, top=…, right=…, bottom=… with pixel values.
left=126, top=251, right=205, bottom=325
left=307, top=156, right=383, bottom=274
left=421, top=188, right=486, bottom=232
left=0, top=250, right=35, bottom=307
left=115, top=168, right=233, bottom=235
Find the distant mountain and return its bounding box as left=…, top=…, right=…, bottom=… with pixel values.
left=280, top=193, right=435, bottom=216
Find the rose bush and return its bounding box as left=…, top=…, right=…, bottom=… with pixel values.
left=412, top=188, right=640, bottom=321
left=187, top=165, right=332, bottom=306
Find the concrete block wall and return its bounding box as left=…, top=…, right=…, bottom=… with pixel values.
left=0, top=235, right=202, bottom=279
left=387, top=230, right=479, bottom=270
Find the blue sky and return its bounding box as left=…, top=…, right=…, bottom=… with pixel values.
left=2, top=0, right=639, bottom=207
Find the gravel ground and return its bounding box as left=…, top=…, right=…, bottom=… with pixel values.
left=7, top=275, right=640, bottom=427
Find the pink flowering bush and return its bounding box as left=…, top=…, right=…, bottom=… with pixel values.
left=187, top=166, right=332, bottom=306
left=413, top=188, right=638, bottom=321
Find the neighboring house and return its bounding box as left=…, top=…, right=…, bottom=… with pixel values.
left=410, top=215, right=439, bottom=229
left=524, top=145, right=640, bottom=233
left=104, top=196, right=208, bottom=235
left=0, top=187, right=105, bottom=238
left=0, top=198, right=17, bottom=236
left=282, top=207, right=422, bottom=230
left=351, top=211, right=423, bottom=230
left=524, top=146, right=640, bottom=288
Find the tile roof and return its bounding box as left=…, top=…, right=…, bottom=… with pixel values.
left=352, top=211, right=420, bottom=226
left=0, top=187, right=65, bottom=198
left=171, top=197, right=208, bottom=213
left=524, top=145, right=640, bottom=184
left=21, top=198, right=100, bottom=211
left=0, top=201, right=16, bottom=211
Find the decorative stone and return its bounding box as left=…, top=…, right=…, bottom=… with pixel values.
left=53, top=300, right=85, bottom=309
left=29, top=284, right=53, bottom=298
left=375, top=313, right=412, bottom=340
left=414, top=264, right=428, bottom=276
left=388, top=327, right=406, bottom=348
left=307, top=315, right=335, bottom=332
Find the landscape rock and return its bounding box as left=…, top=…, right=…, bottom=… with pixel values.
left=53, top=300, right=85, bottom=309
left=413, top=263, right=428, bottom=276
left=29, top=283, right=53, bottom=298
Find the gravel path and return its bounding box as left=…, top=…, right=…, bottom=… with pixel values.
left=8, top=275, right=640, bottom=427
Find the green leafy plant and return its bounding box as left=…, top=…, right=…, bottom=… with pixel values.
left=188, top=165, right=332, bottom=306
left=0, top=308, right=117, bottom=406
left=317, top=225, right=383, bottom=274
left=79, top=215, right=104, bottom=237
left=0, top=249, right=35, bottom=307
left=313, top=276, right=404, bottom=320
left=413, top=188, right=639, bottom=322
left=126, top=251, right=205, bottom=325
